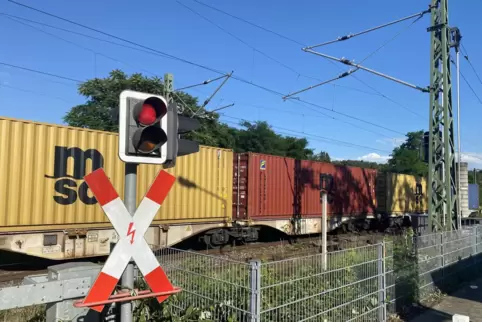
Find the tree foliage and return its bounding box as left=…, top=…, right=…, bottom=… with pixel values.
left=333, top=160, right=380, bottom=170
left=309, top=151, right=331, bottom=163
left=385, top=131, right=428, bottom=177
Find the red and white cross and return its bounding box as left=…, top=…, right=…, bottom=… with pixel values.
left=81, top=168, right=176, bottom=312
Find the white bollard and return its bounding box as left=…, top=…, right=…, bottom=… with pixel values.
left=453, top=314, right=469, bottom=322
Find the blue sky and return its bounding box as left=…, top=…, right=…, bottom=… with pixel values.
left=1, top=0, right=482, bottom=167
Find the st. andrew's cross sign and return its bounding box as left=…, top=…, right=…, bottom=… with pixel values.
left=79, top=168, right=178, bottom=312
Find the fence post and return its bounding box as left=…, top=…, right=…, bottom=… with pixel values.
left=473, top=226, right=478, bottom=262
left=440, top=232, right=445, bottom=286
left=377, top=242, right=386, bottom=322
left=249, top=260, right=261, bottom=322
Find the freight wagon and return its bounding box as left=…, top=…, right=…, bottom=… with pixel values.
left=228, top=153, right=426, bottom=248
left=0, top=117, right=431, bottom=259
left=231, top=153, right=378, bottom=239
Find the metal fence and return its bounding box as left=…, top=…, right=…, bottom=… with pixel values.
left=134, top=226, right=482, bottom=321
left=136, top=248, right=253, bottom=321
left=258, top=244, right=383, bottom=322
left=385, top=226, right=482, bottom=316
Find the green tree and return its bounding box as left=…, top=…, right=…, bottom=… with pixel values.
left=386, top=130, right=428, bottom=177
left=332, top=159, right=381, bottom=170
left=309, top=151, right=331, bottom=162
left=233, top=120, right=314, bottom=159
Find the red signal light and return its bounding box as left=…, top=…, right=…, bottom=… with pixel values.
left=138, top=104, right=157, bottom=125
left=133, top=97, right=167, bottom=126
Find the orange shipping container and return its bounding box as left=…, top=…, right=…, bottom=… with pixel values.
left=0, top=117, right=233, bottom=232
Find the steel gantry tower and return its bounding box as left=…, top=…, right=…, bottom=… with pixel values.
left=427, top=0, right=458, bottom=232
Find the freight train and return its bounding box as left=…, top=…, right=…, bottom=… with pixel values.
left=0, top=117, right=438, bottom=259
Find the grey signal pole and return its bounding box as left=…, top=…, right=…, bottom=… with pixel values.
left=121, top=163, right=137, bottom=322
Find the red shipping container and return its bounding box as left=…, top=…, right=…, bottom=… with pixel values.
left=300, top=161, right=377, bottom=217
left=233, top=152, right=295, bottom=219
left=233, top=152, right=377, bottom=221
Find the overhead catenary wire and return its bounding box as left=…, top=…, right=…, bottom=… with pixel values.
left=460, top=70, right=482, bottom=105
left=0, top=60, right=398, bottom=140
left=0, top=62, right=82, bottom=83
left=222, top=116, right=392, bottom=153
left=3, top=13, right=234, bottom=108
left=451, top=57, right=482, bottom=105
left=282, top=71, right=354, bottom=100
left=171, top=2, right=419, bottom=131
left=3, top=15, right=164, bottom=81
left=235, top=102, right=397, bottom=139
left=304, top=7, right=433, bottom=50
left=208, top=103, right=235, bottom=113
left=180, top=0, right=425, bottom=97
left=192, top=0, right=305, bottom=46
left=0, top=83, right=74, bottom=104
left=293, top=99, right=405, bottom=135
left=2, top=5, right=414, bottom=133
left=175, top=74, right=229, bottom=91
left=0, top=54, right=405, bottom=137
left=5, top=1, right=228, bottom=76
left=284, top=13, right=426, bottom=100
left=0, top=59, right=407, bottom=136
left=303, top=49, right=429, bottom=93
left=460, top=44, right=482, bottom=88
left=0, top=62, right=400, bottom=146
left=181, top=0, right=425, bottom=117
left=197, top=71, right=233, bottom=112
left=175, top=0, right=316, bottom=80
left=4, top=1, right=410, bottom=137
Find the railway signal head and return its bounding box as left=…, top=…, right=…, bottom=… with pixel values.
left=118, top=90, right=169, bottom=164
left=164, top=102, right=201, bottom=168
left=421, top=130, right=442, bottom=163
left=118, top=90, right=201, bottom=165
left=421, top=131, right=430, bottom=163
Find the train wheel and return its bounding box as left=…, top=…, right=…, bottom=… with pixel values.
left=203, top=229, right=229, bottom=249
left=346, top=222, right=356, bottom=233
left=341, top=224, right=348, bottom=234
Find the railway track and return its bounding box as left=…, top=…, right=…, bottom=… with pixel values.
left=0, top=268, right=48, bottom=285
left=177, top=228, right=408, bottom=262
left=0, top=251, right=107, bottom=286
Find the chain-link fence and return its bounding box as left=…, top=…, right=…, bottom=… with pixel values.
left=133, top=226, right=482, bottom=321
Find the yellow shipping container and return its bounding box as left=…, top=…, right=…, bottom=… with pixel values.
left=0, top=117, right=233, bottom=232
left=376, top=172, right=428, bottom=215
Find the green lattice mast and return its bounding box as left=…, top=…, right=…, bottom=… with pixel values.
left=427, top=0, right=458, bottom=232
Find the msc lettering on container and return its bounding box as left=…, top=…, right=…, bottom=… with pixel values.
left=45, top=146, right=104, bottom=205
